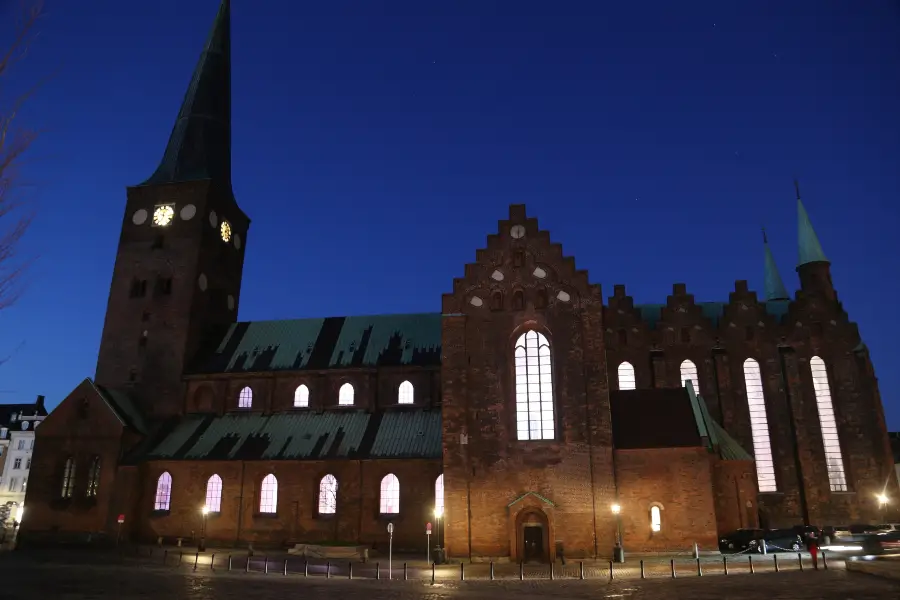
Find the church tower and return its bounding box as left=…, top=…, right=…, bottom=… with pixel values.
left=95, top=0, right=248, bottom=419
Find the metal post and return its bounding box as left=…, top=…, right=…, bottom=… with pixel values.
left=193, top=552, right=199, bottom=571
left=304, top=560, right=309, bottom=577
left=228, top=555, right=232, bottom=571
left=245, top=556, right=250, bottom=573
left=283, top=559, right=288, bottom=576
left=404, top=562, right=408, bottom=580
left=264, top=557, right=268, bottom=575
left=798, top=553, right=803, bottom=571
left=696, top=557, right=702, bottom=576
left=178, top=551, right=183, bottom=566
left=211, top=553, right=215, bottom=571
left=749, top=555, right=754, bottom=574
left=550, top=562, right=554, bottom=580
left=490, top=561, right=494, bottom=580
left=326, top=561, right=330, bottom=579
left=640, top=559, right=645, bottom=579
left=431, top=562, right=435, bottom=585
left=164, top=549, right=168, bottom=564
left=389, top=530, right=393, bottom=580
left=723, top=556, right=728, bottom=575
left=608, top=559, right=613, bottom=580
left=460, top=562, right=465, bottom=581
left=670, top=558, right=676, bottom=578
left=519, top=561, right=524, bottom=580
left=580, top=560, right=585, bottom=580
left=376, top=562, right=380, bottom=580
left=822, top=551, right=828, bottom=570
left=774, top=554, right=779, bottom=572
left=348, top=562, right=352, bottom=580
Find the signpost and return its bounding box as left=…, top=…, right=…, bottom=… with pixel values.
left=116, top=514, right=125, bottom=546
left=387, top=522, right=394, bottom=579
left=426, top=522, right=432, bottom=564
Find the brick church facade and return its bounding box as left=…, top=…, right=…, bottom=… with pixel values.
left=19, top=1, right=898, bottom=560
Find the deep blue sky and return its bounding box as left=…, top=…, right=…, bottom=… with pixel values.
left=1, top=1, right=899, bottom=426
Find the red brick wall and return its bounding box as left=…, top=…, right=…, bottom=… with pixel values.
left=614, top=447, right=719, bottom=553
left=711, top=458, right=759, bottom=534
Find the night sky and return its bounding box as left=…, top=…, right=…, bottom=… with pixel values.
left=1, top=1, right=898, bottom=426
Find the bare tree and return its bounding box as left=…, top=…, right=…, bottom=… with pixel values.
left=0, top=1, right=42, bottom=313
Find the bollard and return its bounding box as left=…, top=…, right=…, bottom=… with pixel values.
left=798, top=552, right=803, bottom=571
left=696, top=557, right=702, bottom=577
left=822, top=551, right=828, bottom=570
left=774, top=554, right=779, bottom=572
left=640, top=559, right=645, bottom=579
left=264, top=557, right=269, bottom=575
left=460, top=562, right=465, bottom=581
left=245, top=555, right=250, bottom=573
left=671, top=558, right=676, bottom=578
left=376, top=562, right=380, bottom=580
left=348, top=562, right=353, bottom=580
left=211, top=553, right=215, bottom=571
left=304, top=560, right=309, bottom=577
left=431, top=562, right=436, bottom=585
left=580, top=560, right=585, bottom=580
left=178, top=551, right=183, bottom=566
left=519, top=561, right=524, bottom=580
left=228, top=555, right=233, bottom=571
left=608, top=559, right=613, bottom=581
left=193, top=551, right=199, bottom=571
left=749, top=555, right=754, bottom=574
left=326, top=561, right=331, bottom=579
left=490, top=561, right=495, bottom=581
left=283, top=559, right=288, bottom=576
left=550, top=562, right=554, bottom=581
left=723, top=556, right=728, bottom=575
left=404, top=562, right=408, bottom=580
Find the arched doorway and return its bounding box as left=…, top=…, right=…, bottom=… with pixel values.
left=516, top=509, right=549, bottom=563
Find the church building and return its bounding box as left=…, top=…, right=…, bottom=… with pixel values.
left=18, top=1, right=897, bottom=561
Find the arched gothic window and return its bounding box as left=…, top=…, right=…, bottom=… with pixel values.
left=60, top=456, right=75, bottom=498
left=154, top=472, right=172, bottom=511
left=810, top=357, right=848, bottom=491
left=205, top=474, right=223, bottom=513
left=398, top=381, right=414, bottom=404
left=514, top=330, right=555, bottom=441
left=743, top=358, right=777, bottom=492
left=238, top=386, right=253, bottom=408
left=318, top=474, right=338, bottom=514
left=86, top=456, right=101, bottom=497
left=339, top=383, right=355, bottom=406
left=294, top=384, right=309, bottom=408
left=259, top=474, right=278, bottom=513
left=435, top=474, right=445, bottom=517
left=680, top=360, right=699, bottom=393
left=380, top=473, right=400, bottom=514
left=650, top=506, right=662, bottom=532
left=617, top=361, right=636, bottom=391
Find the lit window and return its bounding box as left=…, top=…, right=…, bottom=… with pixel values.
left=259, top=474, right=277, bottom=513
left=8, top=478, right=17, bottom=492
left=61, top=457, right=75, bottom=498
left=435, top=474, right=444, bottom=517
left=86, top=456, right=101, bottom=497
left=743, top=358, right=777, bottom=492
left=318, top=474, right=338, bottom=514
left=20, top=478, right=27, bottom=492
left=205, top=474, right=223, bottom=513
left=398, top=380, right=414, bottom=404
left=380, top=473, right=400, bottom=514
left=617, top=361, right=636, bottom=391
left=238, top=386, right=253, bottom=408
left=514, top=330, right=555, bottom=441
left=810, top=357, right=847, bottom=492
left=154, top=471, right=172, bottom=511
left=680, top=360, right=699, bottom=393
left=339, top=383, right=354, bottom=406
left=294, top=384, right=309, bottom=408
left=13, top=458, right=21, bottom=469
left=650, top=506, right=662, bottom=532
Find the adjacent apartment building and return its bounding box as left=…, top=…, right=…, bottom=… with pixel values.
left=0, top=397, right=48, bottom=524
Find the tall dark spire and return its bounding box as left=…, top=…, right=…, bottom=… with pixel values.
left=762, top=227, right=789, bottom=301
left=795, top=180, right=828, bottom=266
left=140, top=1, right=231, bottom=187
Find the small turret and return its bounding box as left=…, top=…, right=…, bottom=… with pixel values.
left=762, top=228, right=789, bottom=301
left=794, top=181, right=835, bottom=301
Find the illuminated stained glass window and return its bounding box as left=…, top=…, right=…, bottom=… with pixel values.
left=435, top=474, right=444, bottom=517
left=154, top=472, right=172, bottom=511
left=514, top=331, right=555, bottom=441
left=617, top=361, right=636, bottom=391
left=810, top=357, right=848, bottom=492
left=238, top=386, right=252, bottom=408
left=86, top=456, right=101, bottom=497
left=205, top=474, right=223, bottom=513
left=259, top=474, right=278, bottom=513
left=380, top=473, right=400, bottom=514
left=743, top=358, right=777, bottom=492
left=61, top=457, right=75, bottom=498
left=339, top=383, right=354, bottom=406
left=318, top=474, right=338, bottom=514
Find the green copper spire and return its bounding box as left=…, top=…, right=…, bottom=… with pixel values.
left=796, top=181, right=829, bottom=266
left=762, top=228, right=789, bottom=301
left=140, top=0, right=231, bottom=187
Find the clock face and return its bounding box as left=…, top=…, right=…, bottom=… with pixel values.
left=220, top=220, right=232, bottom=242
left=152, top=205, right=175, bottom=227
left=510, top=225, right=526, bottom=239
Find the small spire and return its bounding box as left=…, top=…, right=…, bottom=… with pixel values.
left=795, top=181, right=829, bottom=266
left=762, top=225, right=789, bottom=301
left=140, top=0, right=232, bottom=187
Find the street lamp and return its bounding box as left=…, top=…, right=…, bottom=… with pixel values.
left=434, top=506, right=444, bottom=563
left=611, top=503, right=624, bottom=563
left=199, top=506, right=209, bottom=552
left=877, top=494, right=889, bottom=521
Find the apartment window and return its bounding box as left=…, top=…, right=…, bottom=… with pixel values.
left=13, top=458, right=21, bottom=469
left=86, top=456, right=101, bottom=497
left=435, top=474, right=444, bottom=517
left=318, top=474, right=338, bottom=515
left=810, top=356, right=848, bottom=492
left=8, top=477, right=17, bottom=492
left=338, top=383, right=354, bottom=406
left=154, top=472, right=173, bottom=511
left=259, top=474, right=278, bottom=514
left=680, top=360, right=699, bottom=394
left=398, top=380, right=414, bottom=404
left=205, top=474, right=223, bottom=513
left=61, top=457, right=75, bottom=498
left=20, top=479, right=27, bottom=492
left=617, top=361, right=636, bottom=391
left=238, top=386, right=253, bottom=408
left=650, top=506, right=662, bottom=532
left=17, top=440, right=24, bottom=450
left=293, top=384, right=309, bottom=408
left=743, top=358, right=777, bottom=492
left=514, top=330, right=555, bottom=441
left=380, top=473, right=400, bottom=514
left=25, top=458, right=31, bottom=470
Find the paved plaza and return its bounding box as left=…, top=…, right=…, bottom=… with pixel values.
left=1, top=550, right=898, bottom=599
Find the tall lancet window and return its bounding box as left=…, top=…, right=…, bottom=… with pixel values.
left=742, top=358, right=777, bottom=492
left=810, top=357, right=848, bottom=491
left=514, top=330, right=555, bottom=440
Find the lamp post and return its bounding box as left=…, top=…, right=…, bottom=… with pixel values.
left=877, top=494, right=889, bottom=522
left=199, top=506, right=209, bottom=552
left=611, top=503, right=624, bottom=563
left=434, top=506, right=443, bottom=563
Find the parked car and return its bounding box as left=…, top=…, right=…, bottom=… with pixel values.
left=718, top=528, right=803, bottom=553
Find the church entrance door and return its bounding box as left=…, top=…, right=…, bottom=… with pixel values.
left=523, top=525, right=544, bottom=562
